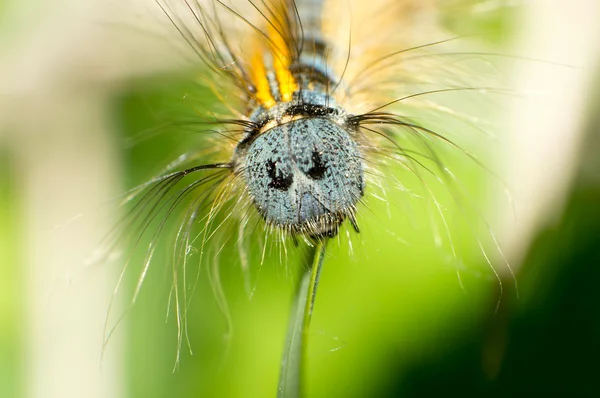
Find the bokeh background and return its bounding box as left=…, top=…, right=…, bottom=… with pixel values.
left=1, top=1, right=599, bottom=397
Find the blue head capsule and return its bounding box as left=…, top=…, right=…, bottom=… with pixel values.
left=241, top=117, right=364, bottom=236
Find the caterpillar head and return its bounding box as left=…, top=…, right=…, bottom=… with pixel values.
left=239, top=117, right=364, bottom=237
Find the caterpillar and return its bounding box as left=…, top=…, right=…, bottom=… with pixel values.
left=106, top=0, right=516, bottom=389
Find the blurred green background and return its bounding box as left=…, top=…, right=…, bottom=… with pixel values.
left=1, top=1, right=599, bottom=397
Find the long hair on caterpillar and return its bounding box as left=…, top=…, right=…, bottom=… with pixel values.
left=102, top=0, right=519, bottom=377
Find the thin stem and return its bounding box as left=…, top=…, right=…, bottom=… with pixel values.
left=277, top=239, right=328, bottom=398
left=303, top=240, right=327, bottom=335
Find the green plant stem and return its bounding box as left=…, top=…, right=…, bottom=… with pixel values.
left=303, top=240, right=327, bottom=333
left=278, top=240, right=328, bottom=398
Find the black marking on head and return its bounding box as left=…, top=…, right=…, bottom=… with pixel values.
left=267, top=159, right=293, bottom=191
left=306, top=150, right=326, bottom=180
left=284, top=104, right=340, bottom=118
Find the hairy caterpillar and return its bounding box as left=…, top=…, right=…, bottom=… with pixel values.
left=3, top=0, right=597, bottom=397
left=104, top=0, right=517, bottom=394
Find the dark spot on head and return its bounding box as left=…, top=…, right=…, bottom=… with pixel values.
left=306, top=150, right=326, bottom=180
left=267, top=159, right=293, bottom=191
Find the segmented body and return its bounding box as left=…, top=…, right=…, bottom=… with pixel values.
left=222, top=0, right=365, bottom=237
left=150, top=0, right=443, bottom=239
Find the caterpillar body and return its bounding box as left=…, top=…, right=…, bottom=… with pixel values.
left=110, top=0, right=512, bottom=380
